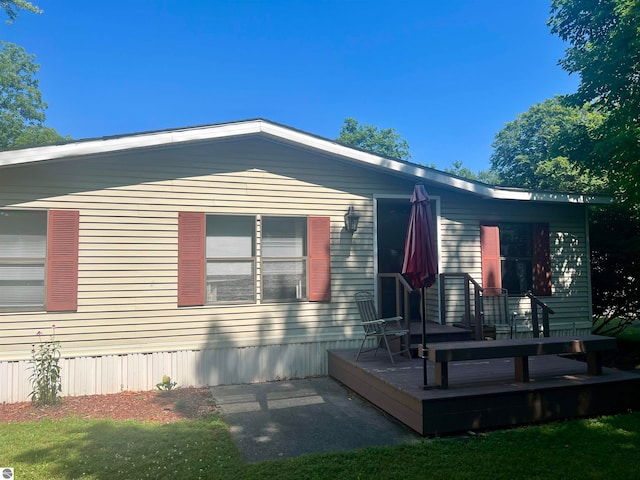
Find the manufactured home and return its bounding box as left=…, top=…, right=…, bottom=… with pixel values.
left=0, top=119, right=610, bottom=402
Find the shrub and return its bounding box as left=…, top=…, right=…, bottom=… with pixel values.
left=29, top=326, right=62, bottom=406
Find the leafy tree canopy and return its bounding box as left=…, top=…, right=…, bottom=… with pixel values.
left=1, top=0, right=41, bottom=23
left=490, top=96, right=608, bottom=193
left=11, top=125, right=70, bottom=148
left=0, top=41, right=48, bottom=149
left=590, top=205, right=640, bottom=328
left=444, top=160, right=501, bottom=185
left=488, top=95, right=636, bottom=327
left=336, top=117, right=411, bottom=161
left=549, top=0, right=640, bottom=207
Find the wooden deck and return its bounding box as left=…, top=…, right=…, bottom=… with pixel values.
left=328, top=348, right=640, bottom=436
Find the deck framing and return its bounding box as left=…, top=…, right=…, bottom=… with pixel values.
left=328, top=348, right=640, bottom=436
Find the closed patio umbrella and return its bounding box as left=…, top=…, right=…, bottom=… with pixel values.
left=402, top=184, right=438, bottom=388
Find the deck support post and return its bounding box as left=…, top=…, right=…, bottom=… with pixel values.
left=434, top=361, right=448, bottom=389
left=586, top=352, right=603, bottom=375
left=514, top=356, right=530, bottom=382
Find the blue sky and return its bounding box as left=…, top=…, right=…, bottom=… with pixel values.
left=3, top=1, right=578, bottom=172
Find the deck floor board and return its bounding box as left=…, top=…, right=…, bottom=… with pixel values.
left=328, top=348, right=640, bottom=435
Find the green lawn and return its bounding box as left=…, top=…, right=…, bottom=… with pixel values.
left=617, top=322, right=640, bottom=342
left=593, top=317, right=640, bottom=341
left=1, top=412, right=639, bottom=480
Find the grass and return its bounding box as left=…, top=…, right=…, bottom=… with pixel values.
left=1, top=412, right=640, bottom=479
left=593, top=317, right=640, bottom=342
left=616, top=321, right=640, bottom=342
left=591, top=318, right=640, bottom=369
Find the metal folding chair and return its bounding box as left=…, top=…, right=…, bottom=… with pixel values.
left=354, top=291, right=411, bottom=365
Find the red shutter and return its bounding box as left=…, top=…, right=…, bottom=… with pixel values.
left=46, top=210, right=79, bottom=312
left=177, top=212, right=205, bottom=307
left=480, top=225, right=502, bottom=296
left=533, top=223, right=552, bottom=296
left=308, top=216, right=331, bottom=302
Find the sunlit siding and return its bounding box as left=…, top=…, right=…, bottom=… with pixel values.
left=438, top=194, right=591, bottom=330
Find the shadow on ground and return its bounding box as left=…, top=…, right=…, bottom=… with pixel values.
left=211, top=376, right=419, bottom=463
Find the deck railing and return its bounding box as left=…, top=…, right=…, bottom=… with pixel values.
left=377, top=273, right=555, bottom=340
left=377, top=273, right=415, bottom=323
left=439, top=273, right=485, bottom=340
left=526, top=292, right=556, bottom=337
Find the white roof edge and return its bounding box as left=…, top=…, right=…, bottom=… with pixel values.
left=0, top=119, right=613, bottom=205
left=0, top=120, right=265, bottom=167
left=258, top=122, right=612, bottom=205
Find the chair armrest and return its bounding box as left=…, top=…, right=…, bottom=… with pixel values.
left=379, top=316, right=403, bottom=323
left=362, top=320, right=385, bottom=326
left=380, top=316, right=404, bottom=330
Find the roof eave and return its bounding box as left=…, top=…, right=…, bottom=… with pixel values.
left=0, top=120, right=265, bottom=168
left=0, top=119, right=614, bottom=205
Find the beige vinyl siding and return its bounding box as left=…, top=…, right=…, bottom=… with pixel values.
left=0, top=137, right=595, bottom=401
left=437, top=194, right=592, bottom=330
left=0, top=139, right=407, bottom=364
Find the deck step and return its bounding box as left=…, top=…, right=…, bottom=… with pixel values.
left=408, top=321, right=473, bottom=348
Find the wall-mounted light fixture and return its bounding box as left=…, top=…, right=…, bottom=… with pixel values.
left=344, top=206, right=360, bottom=233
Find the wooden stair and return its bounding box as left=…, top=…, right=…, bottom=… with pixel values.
left=408, top=320, right=473, bottom=355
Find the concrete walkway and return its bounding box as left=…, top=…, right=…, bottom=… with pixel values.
left=211, top=376, right=419, bottom=463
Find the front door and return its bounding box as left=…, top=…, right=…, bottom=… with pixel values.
left=376, top=198, right=412, bottom=318
left=376, top=196, right=440, bottom=321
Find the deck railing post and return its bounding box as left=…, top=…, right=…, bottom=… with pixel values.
left=395, top=278, right=402, bottom=318
left=439, top=274, right=446, bottom=325
left=463, top=274, right=471, bottom=329
left=474, top=284, right=483, bottom=341
left=530, top=296, right=540, bottom=338
left=403, top=285, right=410, bottom=328
left=542, top=309, right=550, bottom=337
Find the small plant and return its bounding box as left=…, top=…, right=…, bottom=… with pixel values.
left=29, top=325, right=62, bottom=406
left=156, top=374, right=177, bottom=392
left=174, top=398, right=188, bottom=412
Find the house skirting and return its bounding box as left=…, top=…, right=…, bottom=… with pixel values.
left=0, top=339, right=364, bottom=404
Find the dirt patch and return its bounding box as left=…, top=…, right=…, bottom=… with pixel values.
left=0, top=387, right=217, bottom=424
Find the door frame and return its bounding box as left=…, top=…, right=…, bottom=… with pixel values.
left=373, top=193, right=442, bottom=323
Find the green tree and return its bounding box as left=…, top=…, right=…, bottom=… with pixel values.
left=590, top=205, right=640, bottom=331
left=490, top=96, right=637, bottom=329
left=444, top=160, right=501, bottom=185
left=549, top=0, right=640, bottom=207
left=490, top=96, right=607, bottom=193
left=0, top=41, right=47, bottom=148
left=12, top=125, right=70, bottom=148
left=336, top=117, right=411, bottom=161
left=1, top=0, right=41, bottom=23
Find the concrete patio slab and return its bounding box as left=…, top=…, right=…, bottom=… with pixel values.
left=211, top=376, right=419, bottom=463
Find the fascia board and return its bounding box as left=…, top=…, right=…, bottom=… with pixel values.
left=0, top=119, right=614, bottom=205
left=0, top=120, right=264, bottom=168
left=260, top=122, right=612, bottom=204
left=259, top=121, right=497, bottom=195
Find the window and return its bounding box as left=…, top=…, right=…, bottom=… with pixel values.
left=500, top=223, right=533, bottom=295
left=206, top=215, right=255, bottom=303
left=0, top=209, right=79, bottom=312
left=0, top=210, right=47, bottom=310
left=262, top=217, right=307, bottom=302
left=177, top=213, right=331, bottom=306
left=480, top=223, right=551, bottom=296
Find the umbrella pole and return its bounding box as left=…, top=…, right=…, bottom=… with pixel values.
left=421, top=287, right=429, bottom=389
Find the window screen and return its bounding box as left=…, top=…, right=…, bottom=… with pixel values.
left=0, top=210, right=47, bottom=309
